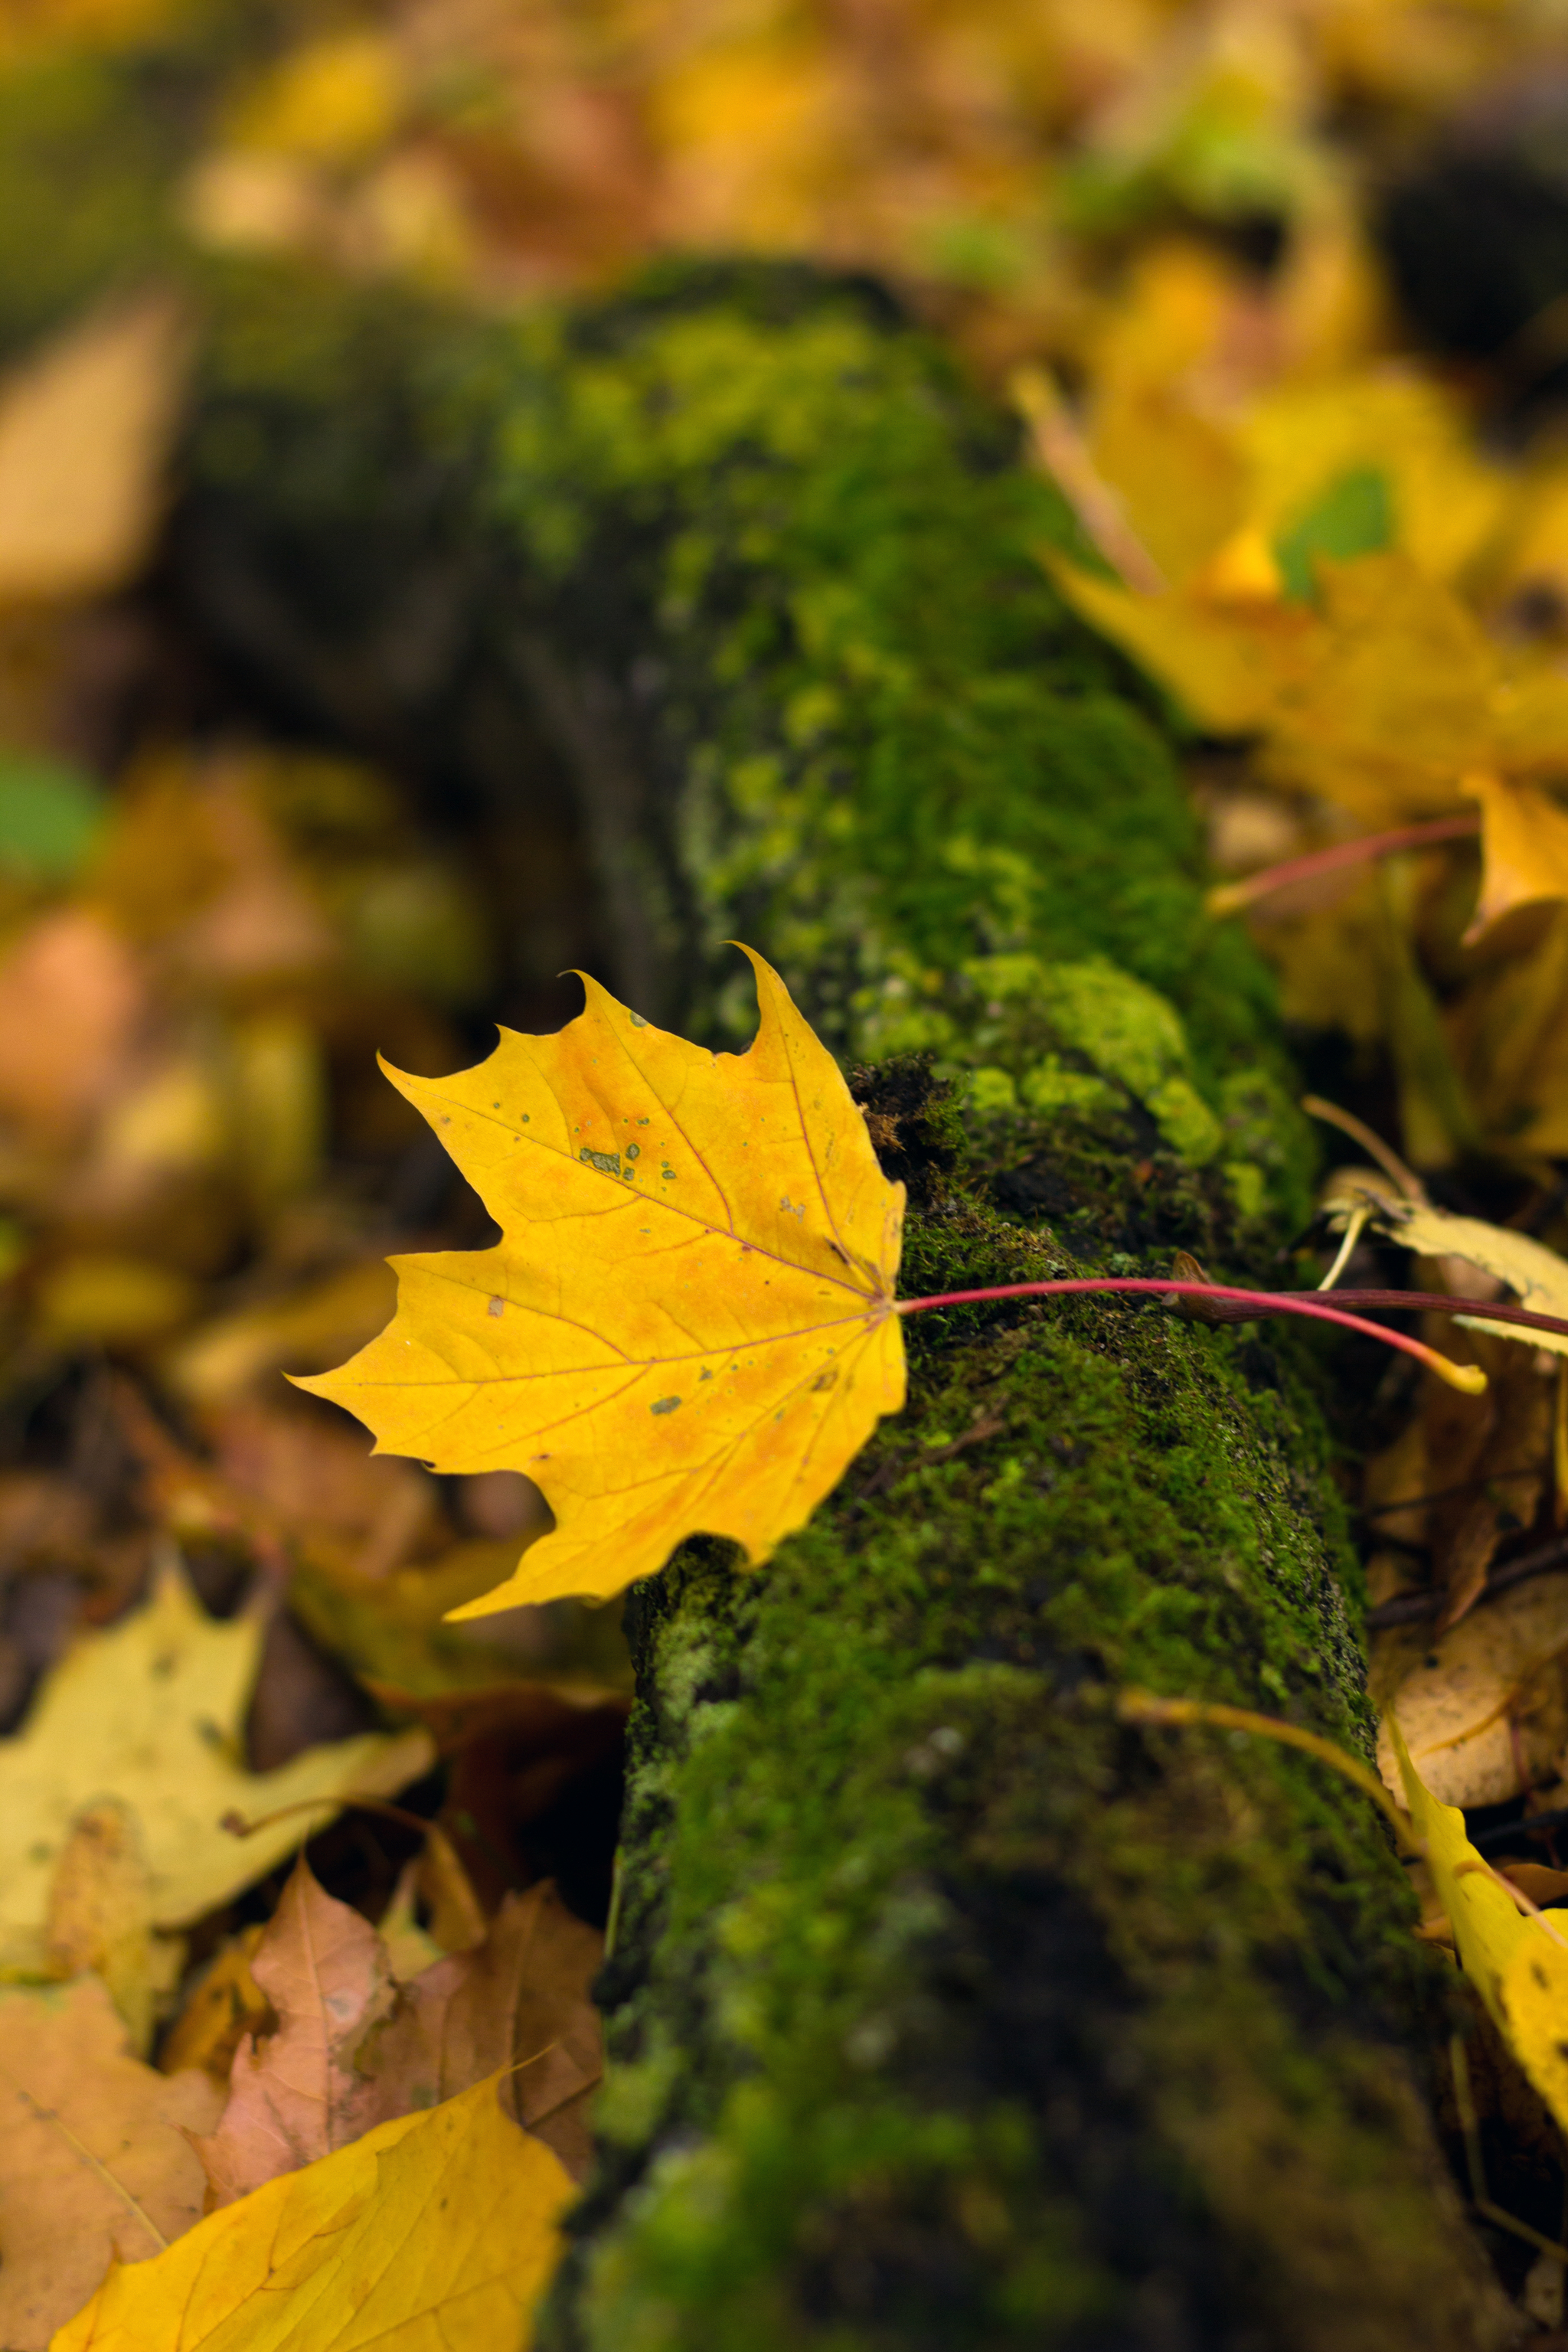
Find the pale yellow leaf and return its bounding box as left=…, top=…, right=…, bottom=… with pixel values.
left=0, top=1564, right=432, bottom=1974
left=0, top=296, right=189, bottom=603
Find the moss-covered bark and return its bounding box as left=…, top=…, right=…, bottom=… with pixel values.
left=158, top=264, right=1514, bottom=2343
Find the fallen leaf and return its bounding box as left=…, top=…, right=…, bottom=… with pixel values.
left=198, top=1863, right=602, bottom=2206
left=1374, top=1574, right=1568, bottom=1808
left=163, top=1259, right=399, bottom=1408
left=0, top=1975, right=220, bottom=2352
left=0, top=1561, right=432, bottom=1974
left=195, top=1860, right=397, bottom=2210
left=362, top=1881, right=603, bottom=2185
left=44, top=1798, right=165, bottom=2054
left=0, top=910, right=144, bottom=1143
left=51, top=2075, right=573, bottom=2352
left=158, top=1931, right=270, bottom=2085
left=1461, top=771, right=1568, bottom=945
left=0, top=296, right=189, bottom=604
left=1390, top=1720, right=1568, bottom=2143
left=299, top=946, right=906, bottom=1611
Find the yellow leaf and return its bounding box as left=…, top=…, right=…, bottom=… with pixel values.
left=1388, top=1720, right=1568, bottom=2138
left=1049, top=556, right=1309, bottom=735
left=0, top=296, right=188, bottom=605
left=0, top=1975, right=220, bottom=2352
left=1461, top=772, right=1568, bottom=944
left=49, top=2076, right=573, bottom=2352
left=226, top=33, right=404, bottom=162
left=1240, top=370, right=1511, bottom=583
left=298, top=948, right=906, bottom=1612
left=0, top=1563, right=432, bottom=1975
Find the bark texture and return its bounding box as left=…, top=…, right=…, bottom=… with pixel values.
left=151, top=262, right=1517, bottom=2347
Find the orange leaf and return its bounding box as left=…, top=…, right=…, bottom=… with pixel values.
left=297, top=948, right=906, bottom=1612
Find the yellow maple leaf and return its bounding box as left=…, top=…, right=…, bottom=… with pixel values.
left=299, top=948, right=906, bottom=1613
left=0, top=1564, right=432, bottom=1975
left=50, top=2075, right=572, bottom=2352
left=1388, top=1719, right=1568, bottom=2140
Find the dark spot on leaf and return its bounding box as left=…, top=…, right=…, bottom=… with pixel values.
left=651, top=1396, right=682, bottom=1415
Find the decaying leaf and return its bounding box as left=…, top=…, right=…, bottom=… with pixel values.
left=0, top=1563, right=432, bottom=1975
left=300, top=947, right=907, bottom=1611
left=198, top=1860, right=603, bottom=2207
left=1374, top=1575, right=1568, bottom=1808
left=51, top=2075, right=573, bottom=2352
left=194, top=1859, right=398, bottom=2209
left=362, top=1880, right=603, bottom=2184
left=0, top=1975, right=220, bottom=2351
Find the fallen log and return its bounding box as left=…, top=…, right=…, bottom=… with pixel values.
left=165, top=258, right=1512, bottom=2348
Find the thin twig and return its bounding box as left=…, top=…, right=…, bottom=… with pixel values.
left=1300, top=1096, right=1428, bottom=1202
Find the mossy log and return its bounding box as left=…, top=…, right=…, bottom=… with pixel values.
left=158, top=263, right=1518, bottom=2347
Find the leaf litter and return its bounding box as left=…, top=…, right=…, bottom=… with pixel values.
left=17, top=0, right=1568, bottom=2339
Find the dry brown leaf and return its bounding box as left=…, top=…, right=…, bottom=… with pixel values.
left=1374, top=1572, right=1568, bottom=1807
left=372, top=1681, right=630, bottom=1913
left=194, top=1858, right=398, bottom=2208
left=362, top=1881, right=603, bottom=2185
left=0, top=1975, right=220, bottom=2351
left=0, top=295, right=188, bottom=604
left=198, top=1861, right=603, bottom=2210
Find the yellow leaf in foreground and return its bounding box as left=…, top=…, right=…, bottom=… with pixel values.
left=1461, top=772, right=1568, bottom=944
left=1389, top=1720, right=1568, bottom=2138
left=50, top=2076, right=572, bottom=2352
left=0, top=1565, right=432, bottom=1975
left=299, top=948, right=906, bottom=1612
left=0, top=296, right=189, bottom=603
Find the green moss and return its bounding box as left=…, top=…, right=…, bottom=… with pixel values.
left=455, top=267, right=1282, bottom=1056
left=546, top=1188, right=1498, bottom=2350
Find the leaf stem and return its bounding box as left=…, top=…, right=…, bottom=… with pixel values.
left=891, top=1276, right=1550, bottom=1393
left=1206, top=814, right=1479, bottom=918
